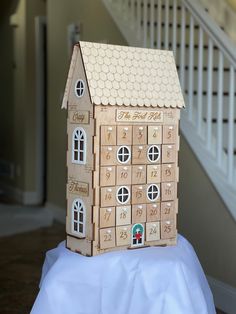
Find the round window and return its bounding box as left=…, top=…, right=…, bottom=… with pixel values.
left=147, top=184, right=160, bottom=202
left=147, top=145, right=160, bottom=162
left=75, top=79, right=85, bottom=98
left=117, top=146, right=131, bottom=164
left=116, top=186, right=130, bottom=204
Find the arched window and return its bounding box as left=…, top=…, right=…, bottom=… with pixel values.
left=75, top=79, right=85, bottom=98
left=72, top=127, right=86, bottom=164
left=132, top=223, right=144, bottom=247
left=72, top=199, right=86, bottom=237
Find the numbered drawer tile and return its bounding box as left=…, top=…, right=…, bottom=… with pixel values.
left=116, top=145, right=131, bottom=165
left=162, top=145, right=177, bottom=163
left=116, top=166, right=132, bottom=185
left=100, top=166, right=116, bottom=186
left=116, top=205, right=131, bottom=226
left=147, top=203, right=161, bottom=222
left=132, top=165, right=146, bottom=184
left=161, top=202, right=176, bottom=221
left=100, top=187, right=116, bottom=207
left=100, top=207, right=115, bottom=228
left=132, top=204, right=147, bottom=223
left=100, top=227, right=115, bottom=249
left=132, top=185, right=146, bottom=204
left=146, top=183, right=161, bottom=203
left=161, top=220, right=176, bottom=239
left=163, top=125, right=177, bottom=144
left=133, top=125, right=147, bottom=145
left=116, top=225, right=131, bottom=246
left=101, top=125, right=116, bottom=146
left=146, top=222, right=160, bottom=242
left=161, top=182, right=177, bottom=201
left=148, top=126, right=162, bottom=144
left=117, top=125, right=132, bottom=145
left=132, top=145, right=147, bottom=164
left=147, top=165, right=161, bottom=183
left=161, top=164, right=176, bottom=182
left=100, top=146, right=116, bottom=166
left=147, top=145, right=161, bottom=164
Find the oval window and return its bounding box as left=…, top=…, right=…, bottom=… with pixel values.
left=75, top=79, right=85, bottom=98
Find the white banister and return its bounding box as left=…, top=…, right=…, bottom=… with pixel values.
left=172, top=0, right=177, bottom=57
left=165, top=0, right=169, bottom=50
left=206, top=38, right=213, bottom=151
left=157, top=0, right=162, bottom=49
left=228, top=65, right=235, bottom=184
left=188, top=15, right=194, bottom=122
left=150, top=0, right=154, bottom=48
left=143, top=0, right=147, bottom=47
left=137, top=0, right=141, bottom=39
left=217, top=51, right=224, bottom=168
left=197, top=26, right=203, bottom=136
left=180, top=5, right=186, bottom=88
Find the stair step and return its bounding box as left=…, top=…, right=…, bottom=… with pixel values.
left=190, top=95, right=236, bottom=119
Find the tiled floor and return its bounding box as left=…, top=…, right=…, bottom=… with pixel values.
left=0, top=221, right=225, bottom=314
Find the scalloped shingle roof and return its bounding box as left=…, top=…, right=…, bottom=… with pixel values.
left=62, top=41, right=185, bottom=109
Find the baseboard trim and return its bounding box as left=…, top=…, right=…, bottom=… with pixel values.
left=207, top=275, right=236, bottom=314
left=0, top=182, right=42, bottom=205
left=46, top=202, right=66, bottom=224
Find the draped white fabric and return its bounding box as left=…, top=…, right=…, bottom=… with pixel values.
left=31, top=235, right=215, bottom=314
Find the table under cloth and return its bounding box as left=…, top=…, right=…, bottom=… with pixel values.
left=31, top=235, right=215, bottom=314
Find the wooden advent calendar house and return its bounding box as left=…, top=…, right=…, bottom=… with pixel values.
left=61, top=41, right=185, bottom=256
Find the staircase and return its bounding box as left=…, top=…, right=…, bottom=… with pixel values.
left=102, top=0, right=236, bottom=220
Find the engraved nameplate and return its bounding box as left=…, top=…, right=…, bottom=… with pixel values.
left=67, top=180, right=89, bottom=196
left=116, top=110, right=163, bottom=123
left=69, top=110, right=89, bottom=124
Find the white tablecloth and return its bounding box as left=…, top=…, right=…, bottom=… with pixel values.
left=31, top=235, right=215, bottom=314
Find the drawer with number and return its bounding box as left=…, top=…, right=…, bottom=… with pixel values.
left=161, top=182, right=177, bottom=201
left=100, top=187, right=116, bottom=207
left=148, top=126, right=162, bottom=144
left=147, top=165, right=161, bottom=183
left=100, top=146, right=117, bottom=166
left=161, top=164, right=176, bottom=182
left=99, top=207, right=115, bottom=228
left=132, top=165, right=146, bottom=184
left=162, top=145, right=177, bottom=163
left=116, top=205, right=131, bottom=226
left=116, top=166, right=132, bottom=185
left=116, top=225, right=131, bottom=246
left=101, top=125, right=116, bottom=145
left=163, top=125, right=177, bottom=144
left=131, top=185, right=146, bottom=204
left=161, top=201, right=176, bottom=220
left=132, top=204, right=147, bottom=223
left=100, top=166, right=116, bottom=186
left=161, top=220, right=176, bottom=239
left=133, top=125, right=147, bottom=145
left=146, top=221, right=161, bottom=242
left=132, top=145, right=147, bottom=164
left=146, top=203, right=160, bottom=222
left=100, top=227, right=115, bottom=249
left=117, top=126, right=132, bottom=145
